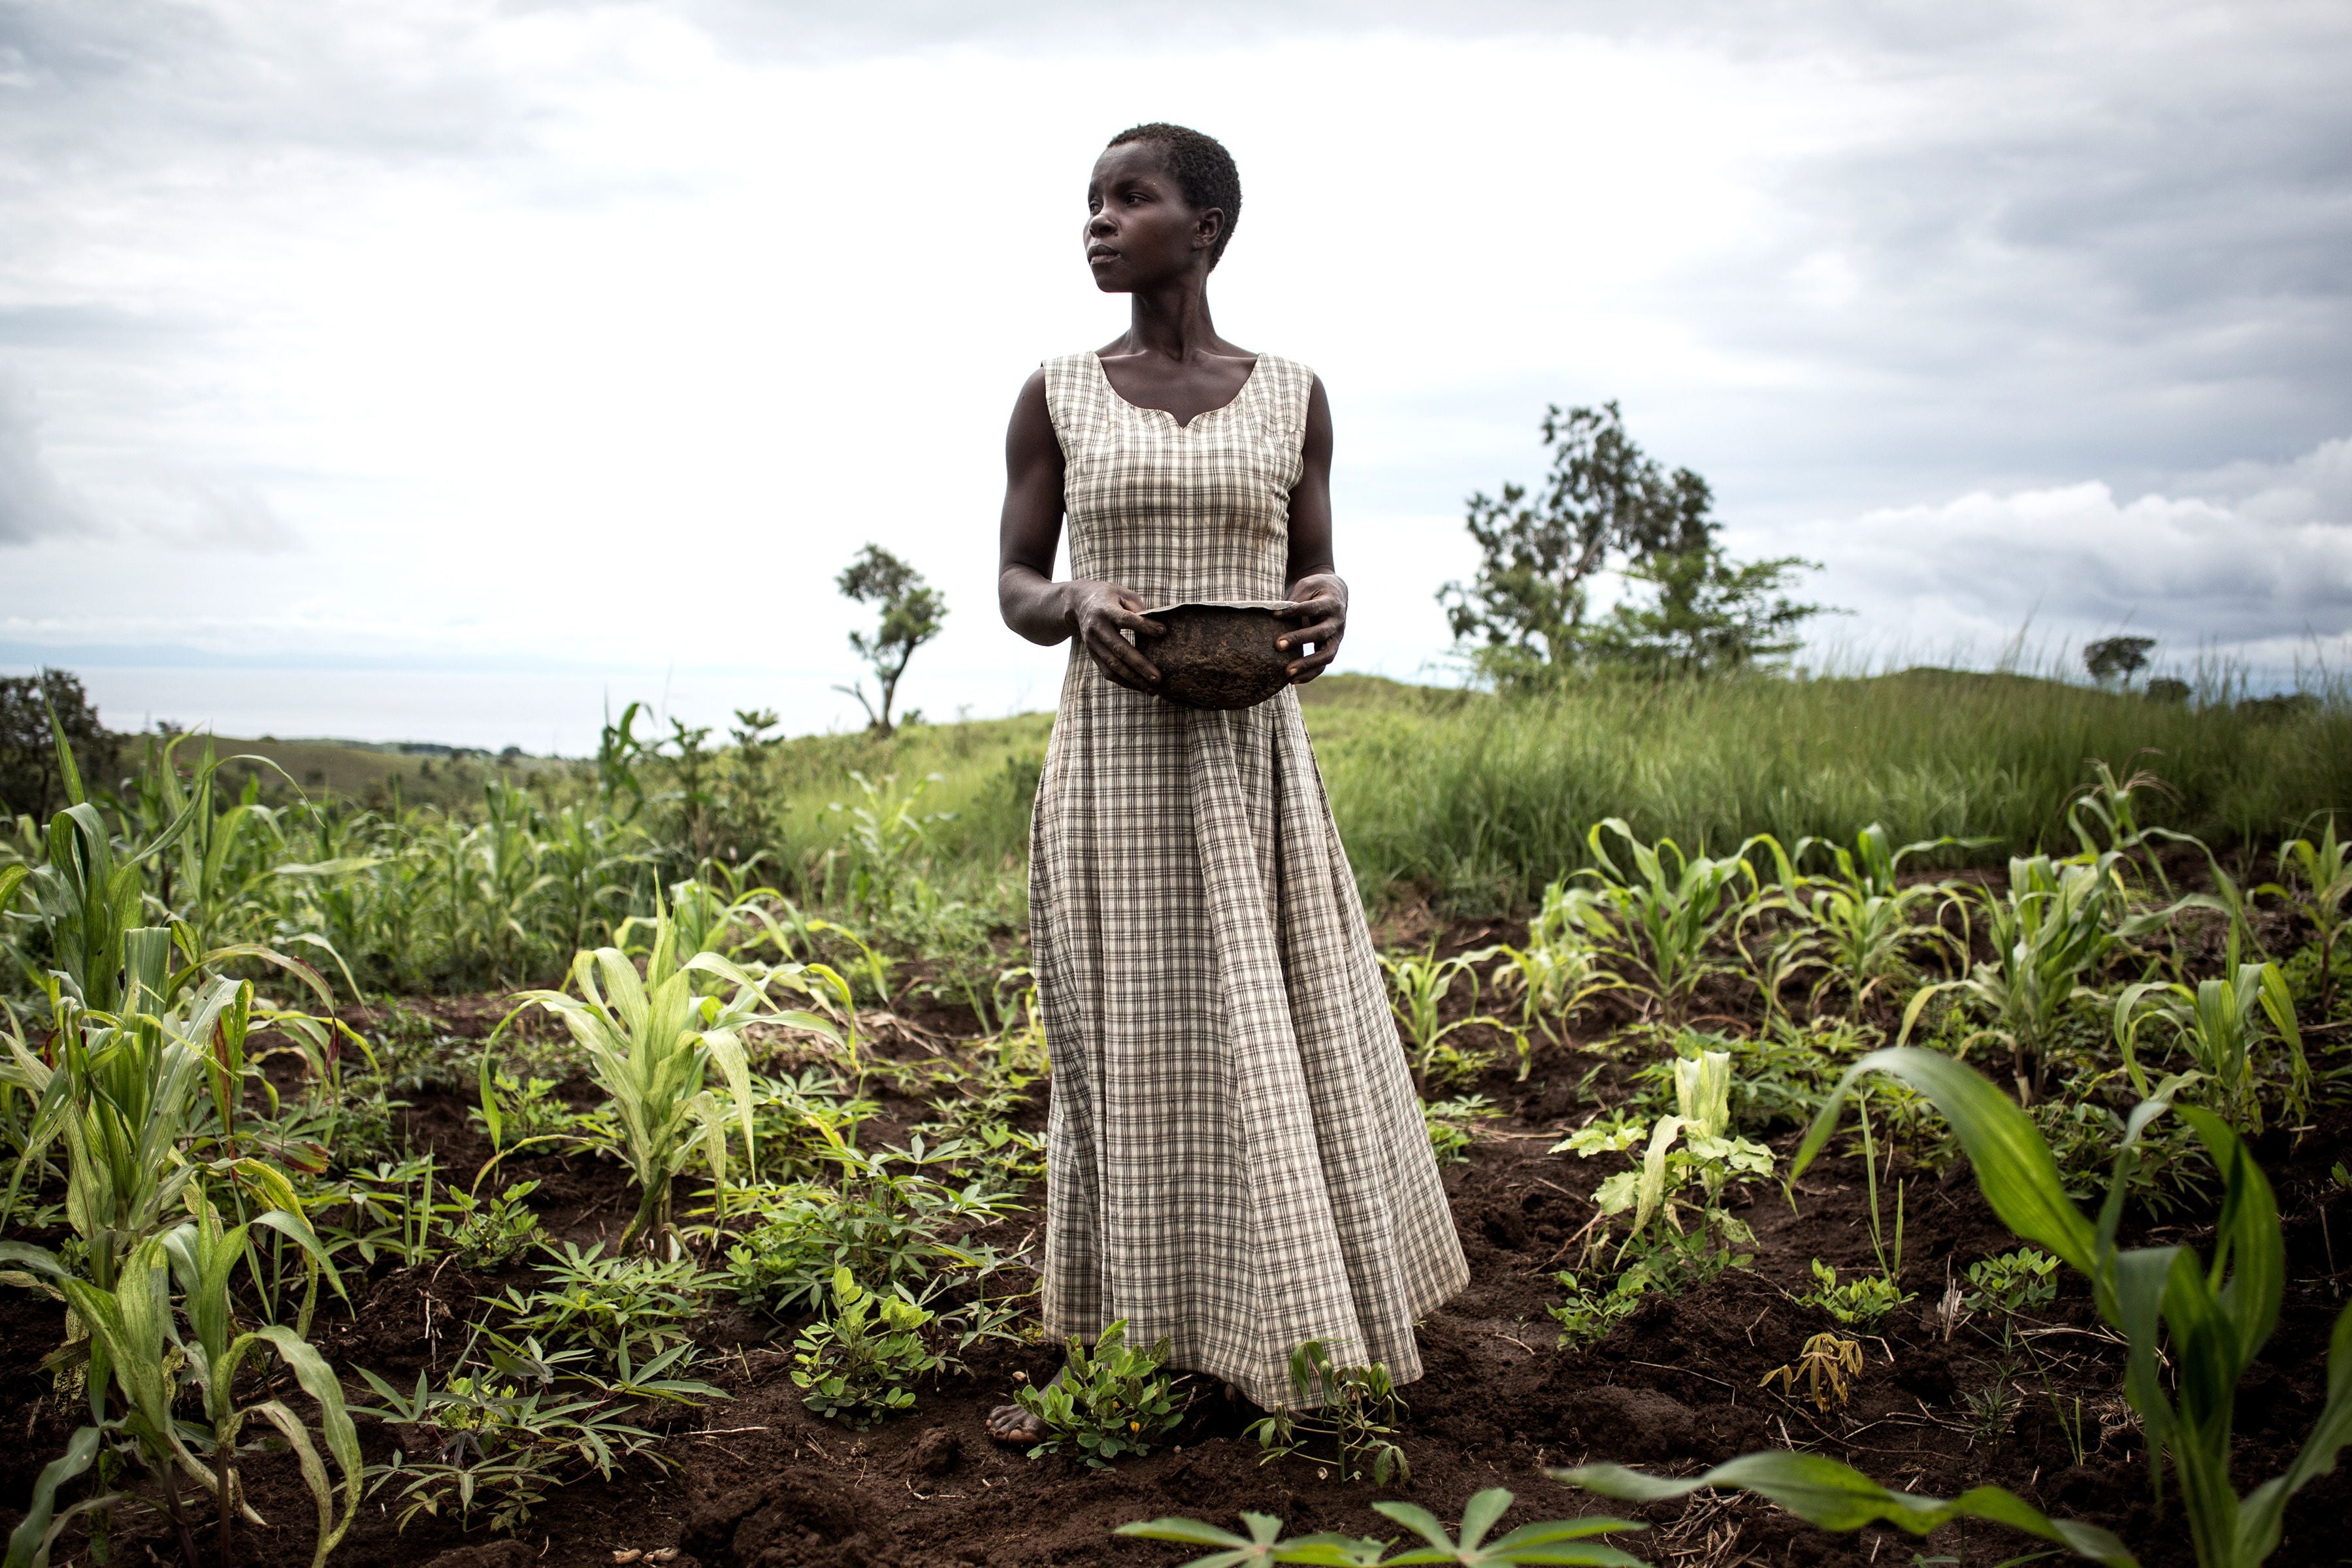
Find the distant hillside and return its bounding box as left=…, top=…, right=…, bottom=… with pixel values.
left=161, top=733, right=574, bottom=813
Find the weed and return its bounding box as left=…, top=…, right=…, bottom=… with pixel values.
left=1964, top=1249, right=2061, bottom=1318
left=791, top=1267, right=941, bottom=1429
left=1795, top=1260, right=1908, bottom=1330
left=1548, top=1227, right=1734, bottom=1348
left=1246, top=1341, right=1411, bottom=1486
left=1423, top=1094, right=1501, bottom=1166
left=441, top=1181, right=546, bottom=1271
left=1014, top=1318, right=1184, bottom=1467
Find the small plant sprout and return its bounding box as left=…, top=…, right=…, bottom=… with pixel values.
left=1013, top=1319, right=1184, bottom=1468
left=1247, top=1341, right=1411, bottom=1486
left=1796, top=1261, right=1907, bottom=1331
left=790, top=1267, right=940, bottom=1429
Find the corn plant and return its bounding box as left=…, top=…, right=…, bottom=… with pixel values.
left=2270, top=816, right=2350, bottom=1017
left=1898, top=851, right=2168, bottom=1102
left=504, top=906, right=765, bottom=1254
left=1379, top=944, right=1509, bottom=1090
left=1575, top=1050, right=1773, bottom=1250
left=2114, top=955, right=2308, bottom=1134
left=3, top=933, right=338, bottom=1311
left=1570, top=1043, right=2352, bottom=1568
left=1769, top=823, right=1976, bottom=1009
left=1571, top=819, right=1776, bottom=1021
left=7, top=1222, right=361, bottom=1568
left=1478, top=879, right=1625, bottom=1071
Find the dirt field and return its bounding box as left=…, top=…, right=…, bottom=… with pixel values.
left=4, top=927, right=2347, bottom=1568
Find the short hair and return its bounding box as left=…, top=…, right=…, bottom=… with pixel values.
left=1105, top=122, right=1241, bottom=268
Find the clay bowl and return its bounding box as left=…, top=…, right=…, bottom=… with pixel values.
left=1137, top=601, right=1296, bottom=710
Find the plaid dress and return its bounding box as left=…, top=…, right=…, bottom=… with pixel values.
left=1030, top=350, right=1468, bottom=1408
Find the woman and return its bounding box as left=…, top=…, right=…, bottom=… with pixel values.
left=987, top=123, right=1467, bottom=1439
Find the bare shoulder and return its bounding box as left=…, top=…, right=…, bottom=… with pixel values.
left=1006, top=368, right=1060, bottom=462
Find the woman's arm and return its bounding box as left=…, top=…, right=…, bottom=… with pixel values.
left=997, top=370, right=1166, bottom=690
left=1279, top=376, right=1347, bottom=683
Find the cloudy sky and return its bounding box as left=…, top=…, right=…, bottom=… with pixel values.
left=3, top=1, right=2347, bottom=749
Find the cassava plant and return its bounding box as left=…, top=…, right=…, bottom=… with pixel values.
left=1115, top=1486, right=1649, bottom=1566
left=1246, top=1340, right=1411, bottom=1486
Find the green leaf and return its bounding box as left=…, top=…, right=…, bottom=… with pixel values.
left=1791, top=1048, right=2097, bottom=1278
left=4, top=1424, right=106, bottom=1568
left=1552, top=1452, right=2135, bottom=1566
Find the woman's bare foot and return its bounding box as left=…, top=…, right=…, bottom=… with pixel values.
left=983, top=1369, right=1062, bottom=1445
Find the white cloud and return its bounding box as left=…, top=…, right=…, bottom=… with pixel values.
left=0, top=2, right=2346, bottom=743
left=0, top=374, right=89, bottom=542
left=1784, top=433, right=2352, bottom=677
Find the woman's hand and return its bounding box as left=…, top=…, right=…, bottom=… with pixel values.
left=1277, top=572, right=1348, bottom=683
left=1068, top=580, right=1166, bottom=692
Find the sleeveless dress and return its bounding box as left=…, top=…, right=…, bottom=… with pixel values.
left=1029, top=350, right=1469, bottom=1409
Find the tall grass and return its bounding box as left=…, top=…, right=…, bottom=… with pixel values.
left=1306, top=670, right=2351, bottom=911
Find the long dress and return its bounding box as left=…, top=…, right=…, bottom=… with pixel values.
left=1028, top=349, right=1469, bottom=1409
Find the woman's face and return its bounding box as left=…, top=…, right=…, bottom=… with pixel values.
left=1084, top=142, right=1219, bottom=293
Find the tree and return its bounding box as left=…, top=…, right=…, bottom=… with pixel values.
left=1589, top=545, right=1825, bottom=678
left=1440, top=402, right=1825, bottom=686
left=2083, top=635, right=2155, bottom=689
left=834, top=545, right=946, bottom=736
left=0, top=668, right=119, bottom=819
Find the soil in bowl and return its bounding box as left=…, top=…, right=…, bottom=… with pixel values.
left=1139, top=601, right=1295, bottom=710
